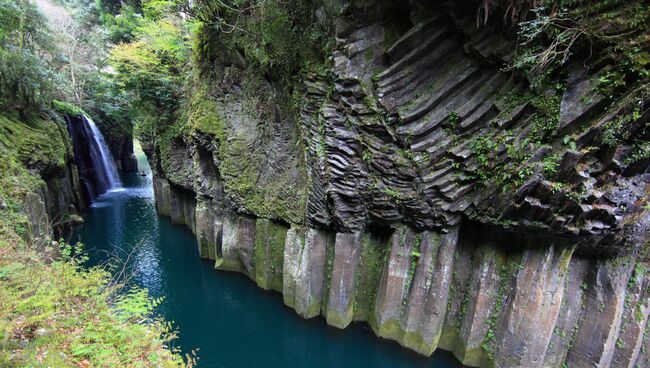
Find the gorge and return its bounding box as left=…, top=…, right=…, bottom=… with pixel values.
left=72, top=142, right=463, bottom=367
left=138, top=1, right=649, bottom=367
left=0, top=0, right=648, bottom=367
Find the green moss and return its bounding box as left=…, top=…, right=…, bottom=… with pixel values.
left=303, top=302, right=322, bottom=319
left=0, top=113, right=72, bottom=244
left=254, top=219, right=287, bottom=292
left=353, top=232, right=388, bottom=324
left=187, top=85, right=226, bottom=140
left=326, top=305, right=353, bottom=329
left=189, top=79, right=306, bottom=224
left=215, top=257, right=246, bottom=273
left=375, top=318, right=402, bottom=340
left=373, top=318, right=439, bottom=357
left=439, top=326, right=489, bottom=367
left=0, top=113, right=68, bottom=178
left=52, top=100, right=84, bottom=117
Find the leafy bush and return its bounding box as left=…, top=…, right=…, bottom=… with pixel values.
left=110, top=0, right=192, bottom=135
left=191, top=0, right=333, bottom=81
left=0, top=240, right=192, bottom=367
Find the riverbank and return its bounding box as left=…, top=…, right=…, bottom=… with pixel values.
left=0, top=111, right=189, bottom=367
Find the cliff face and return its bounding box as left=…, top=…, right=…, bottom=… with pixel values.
left=145, top=0, right=649, bottom=366
left=0, top=109, right=136, bottom=241
left=0, top=112, right=85, bottom=243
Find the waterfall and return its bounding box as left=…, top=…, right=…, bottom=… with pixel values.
left=82, top=114, right=121, bottom=194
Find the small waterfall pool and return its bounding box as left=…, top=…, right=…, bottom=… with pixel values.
left=70, top=143, right=462, bottom=368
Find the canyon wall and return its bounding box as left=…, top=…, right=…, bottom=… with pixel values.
left=1, top=109, right=136, bottom=244
left=0, top=112, right=85, bottom=244
left=145, top=0, right=649, bottom=366
left=153, top=178, right=648, bottom=368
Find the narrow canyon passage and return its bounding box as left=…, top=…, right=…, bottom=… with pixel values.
left=1, top=1, right=647, bottom=366
left=70, top=143, right=462, bottom=367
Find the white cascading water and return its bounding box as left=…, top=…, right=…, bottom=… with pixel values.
left=82, top=114, right=121, bottom=194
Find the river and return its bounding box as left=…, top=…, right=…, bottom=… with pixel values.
left=71, top=143, right=462, bottom=368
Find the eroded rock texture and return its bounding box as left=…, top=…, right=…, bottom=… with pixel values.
left=146, top=0, right=649, bottom=366
left=153, top=181, right=649, bottom=367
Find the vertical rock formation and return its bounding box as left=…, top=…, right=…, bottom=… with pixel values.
left=145, top=0, right=649, bottom=366
left=0, top=112, right=85, bottom=242
left=151, top=180, right=649, bottom=367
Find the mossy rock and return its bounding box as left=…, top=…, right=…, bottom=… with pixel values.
left=52, top=100, right=84, bottom=117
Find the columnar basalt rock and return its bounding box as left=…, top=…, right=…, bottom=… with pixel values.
left=326, top=232, right=363, bottom=328
left=153, top=178, right=172, bottom=217
left=373, top=226, right=417, bottom=339
left=494, top=245, right=573, bottom=368
left=565, top=258, right=636, bottom=367
left=283, top=227, right=305, bottom=310
left=217, top=214, right=256, bottom=276
left=254, top=219, right=287, bottom=292
left=153, top=178, right=648, bottom=368
left=146, top=0, right=649, bottom=366
left=294, top=228, right=331, bottom=318
left=609, top=267, right=649, bottom=367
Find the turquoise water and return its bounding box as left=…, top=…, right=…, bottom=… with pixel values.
left=71, top=146, right=462, bottom=368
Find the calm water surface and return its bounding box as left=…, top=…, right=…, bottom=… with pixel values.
left=71, top=145, right=462, bottom=368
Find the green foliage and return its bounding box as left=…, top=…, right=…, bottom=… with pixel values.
left=543, top=152, right=561, bottom=178
left=510, top=1, right=650, bottom=91
left=0, top=241, right=190, bottom=367
left=481, top=260, right=513, bottom=361
left=110, top=0, right=192, bottom=139
left=0, top=112, right=191, bottom=367
left=383, top=187, right=401, bottom=201
left=529, top=93, right=561, bottom=143
left=601, top=99, right=644, bottom=148
left=447, top=111, right=460, bottom=129
left=0, top=0, right=55, bottom=113
left=625, top=140, right=650, bottom=165
left=362, top=149, right=374, bottom=164
left=101, top=4, right=143, bottom=43
left=192, top=0, right=333, bottom=82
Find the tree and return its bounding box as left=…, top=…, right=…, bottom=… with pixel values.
left=0, top=0, right=54, bottom=114
left=109, top=0, right=191, bottom=127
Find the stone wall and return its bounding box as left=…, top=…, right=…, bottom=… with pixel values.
left=153, top=177, right=650, bottom=368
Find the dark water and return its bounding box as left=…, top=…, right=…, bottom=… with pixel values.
left=71, top=144, right=462, bottom=368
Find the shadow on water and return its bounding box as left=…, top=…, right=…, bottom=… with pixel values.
left=70, top=142, right=464, bottom=368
